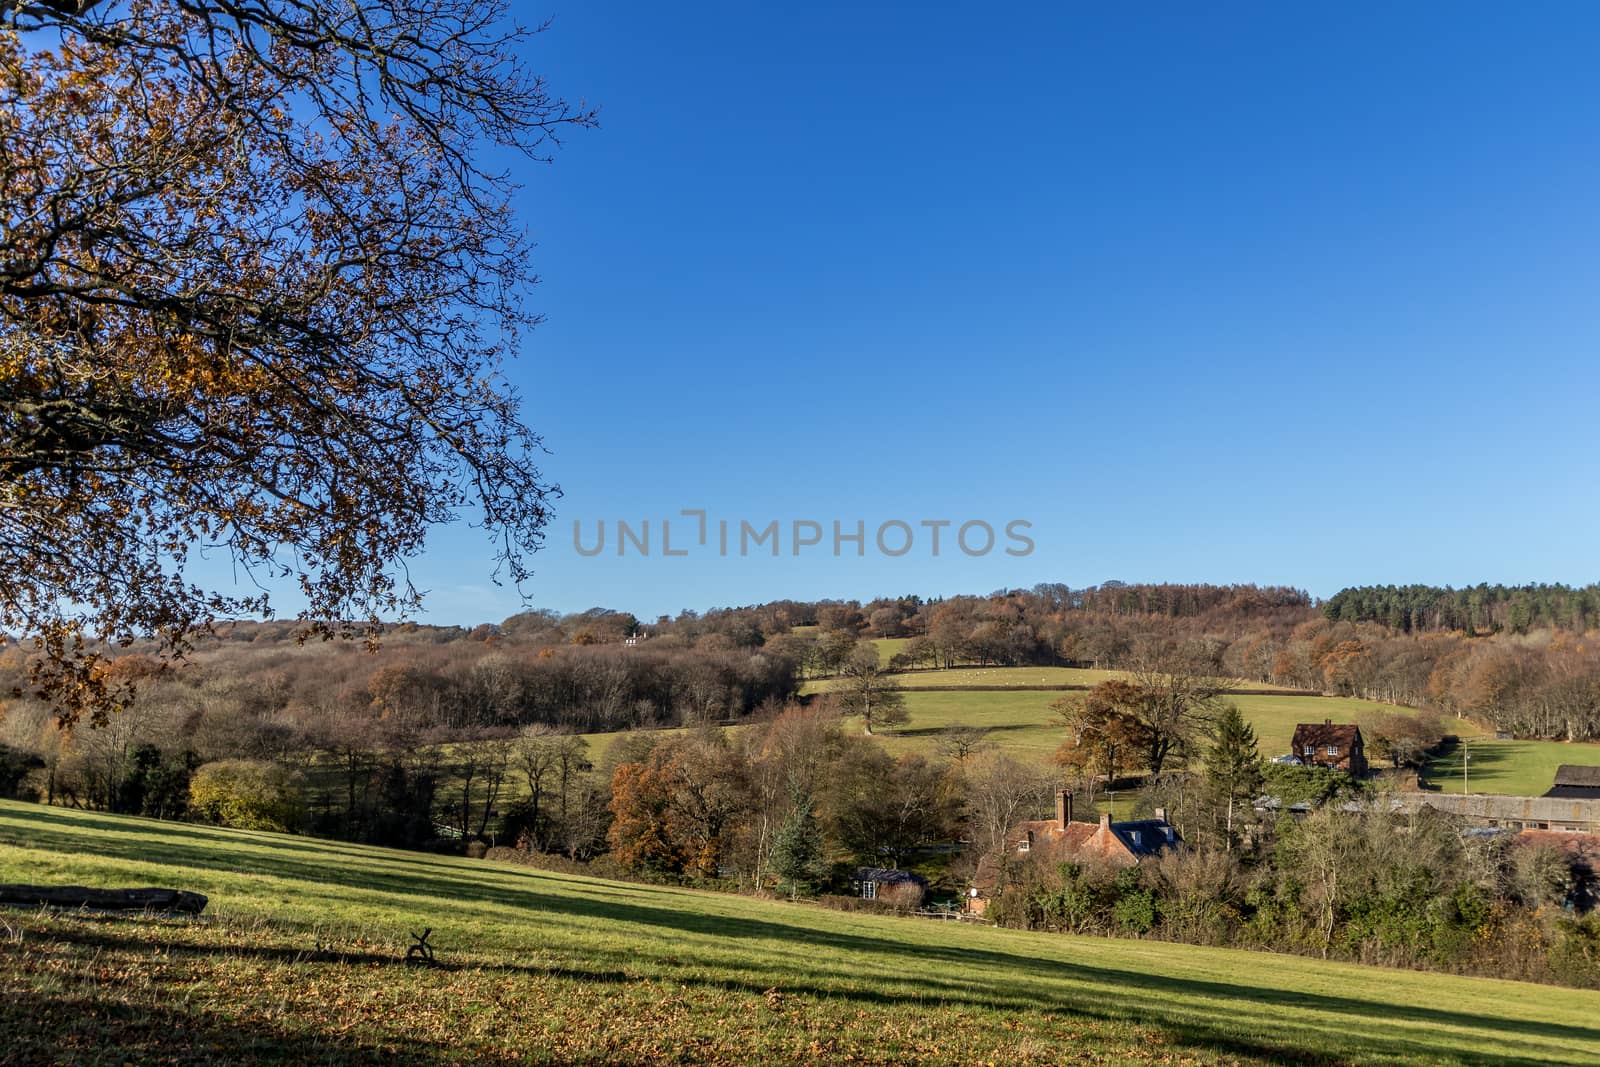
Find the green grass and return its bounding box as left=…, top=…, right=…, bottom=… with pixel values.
left=837, top=691, right=1462, bottom=765
left=1227, top=695, right=1488, bottom=759
left=804, top=665, right=1128, bottom=694
left=805, top=665, right=1308, bottom=695
left=1422, top=737, right=1600, bottom=796
left=2, top=802, right=1597, bottom=1065
left=874, top=636, right=910, bottom=664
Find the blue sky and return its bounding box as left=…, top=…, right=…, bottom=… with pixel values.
left=264, top=4, right=1600, bottom=623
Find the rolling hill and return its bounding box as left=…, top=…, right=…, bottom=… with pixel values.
left=2, top=801, right=1597, bottom=1065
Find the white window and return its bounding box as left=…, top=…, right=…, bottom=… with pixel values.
left=861, top=880, right=877, bottom=900
left=1326, top=745, right=1339, bottom=756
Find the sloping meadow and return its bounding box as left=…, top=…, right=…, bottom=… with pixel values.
left=1, top=801, right=1597, bottom=1066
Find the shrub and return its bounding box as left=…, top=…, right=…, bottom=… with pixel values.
left=819, top=893, right=918, bottom=915
left=1113, top=888, right=1157, bottom=934
left=189, top=760, right=305, bottom=832
left=879, top=880, right=926, bottom=910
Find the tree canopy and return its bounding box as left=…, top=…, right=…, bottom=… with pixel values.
left=0, top=0, right=594, bottom=724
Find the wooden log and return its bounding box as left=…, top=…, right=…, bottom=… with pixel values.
left=0, top=884, right=208, bottom=914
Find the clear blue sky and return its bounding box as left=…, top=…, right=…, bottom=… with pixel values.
left=265, top=4, right=1600, bottom=624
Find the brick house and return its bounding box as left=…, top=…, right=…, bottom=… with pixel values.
left=1292, top=720, right=1367, bottom=777
left=967, top=791, right=1180, bottom=915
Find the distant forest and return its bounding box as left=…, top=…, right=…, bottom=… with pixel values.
left=3, top=580, right=1598, bottom=735
left=1322, top=583, right=1600, bottom=635
left=6, top=580, right=1600, bottom=835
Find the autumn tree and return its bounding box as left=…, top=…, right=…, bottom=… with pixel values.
left=607, top=755, right=683, bottom=875
left=1363, top=710, right=1445, bottom=770
left=1052, top=682, right=1152, bottom=794
left=607, top=734, right=747, bottom=878
left=0, top=0, right=595, bottom=726
left=834, top=645, right=908, bottom=736
left=1124, top=638, right=1236, bottom=774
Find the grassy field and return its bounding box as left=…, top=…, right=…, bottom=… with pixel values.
left=804, top=664, right=1308, bottom=695
left=841, top=691, right=1465, bottom=763
left=1228, top=695, right=1489, bottom=759
left=3, top=802, right=1598, bottom=1065
left=1422, top=737, right=1600, bottom=797
left=874, top=636, right=910, bottom=663
left=804, top=665, right=1126, bottom=694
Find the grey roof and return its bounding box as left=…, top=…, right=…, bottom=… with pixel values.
left=1110, top=819, right=1180, bottom=857
left=855, top=867, right=926, bottom=885
left=1545, top=764, right=1600, bottom=798
left=1552, top=765, right=1600, bottom=788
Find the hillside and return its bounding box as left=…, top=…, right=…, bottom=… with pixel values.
left=3, top=802, right=1598, bottom=1065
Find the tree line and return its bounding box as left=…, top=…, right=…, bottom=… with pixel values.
left=1322, top=583, right=1600, bottom=635
left=10, top=578, right=1600, bottom=752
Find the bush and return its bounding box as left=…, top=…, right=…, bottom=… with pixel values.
left=189, top=760, right=305, bottom=832
left=879, top=880, right=926, bottom=910
left=1113, top=889, right=1157, bottom=934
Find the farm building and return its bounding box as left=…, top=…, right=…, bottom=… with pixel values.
left=853, top=868, right=927, bottom=905
left=1401, top=792, right=1600, bottom=833
left=968, top=791, right=1180, bottom=915
left=1544, top=765, right=1600, bottom=800
left=1291, top=720, right=1368, bottom=777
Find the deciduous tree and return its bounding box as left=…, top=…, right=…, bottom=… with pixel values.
left=1052, top=682, right=1152, bottom=791
left=835, top=645, right=908, bottom=736
left=0, top=0, right=594, bottom=726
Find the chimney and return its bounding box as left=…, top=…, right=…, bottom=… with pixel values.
left=1154, top=806, right=1168, bottom=824
left=1099, top=812, right=1111, bottom=832
left=1055, top=789, right=1071, bottom=829
left=1325, top=718, right=1332, bottom=726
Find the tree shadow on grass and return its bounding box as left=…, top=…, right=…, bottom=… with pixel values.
left=15, top=918, right=1585, bottom=1067
left=0, top=805, right=481, bottom=878
left=890, top=723, right=1044, bottom=740
left=0, top=985, right=505, bottom=1067
left=9, top=805, right=1600, bottom=1066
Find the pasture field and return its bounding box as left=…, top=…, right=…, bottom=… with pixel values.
left=1226, top=695, right=1488, bottom=760
left=1421, top=737, right=1600, bottom=797
left=844, top=691, right=1465, bottom=763
left=803, top=665, right=1126, bottom=694
left=805, top=664, right=1309, bottom=695
left=3, top=801, right=1598, bottom=1066
left=874, top=635, right=911, bottom=663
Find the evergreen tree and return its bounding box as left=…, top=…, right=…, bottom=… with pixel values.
left=1202, top=703, right=1264, bottom=849
left=770, top=791, right=829, bottom=898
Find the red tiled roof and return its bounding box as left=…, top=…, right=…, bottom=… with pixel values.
left=1292, top=722, right=1361, bottom=749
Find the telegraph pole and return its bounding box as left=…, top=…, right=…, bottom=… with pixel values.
left=1462, top=738, right=1470, bottom=794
